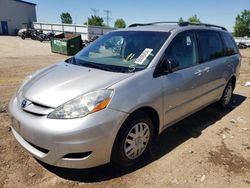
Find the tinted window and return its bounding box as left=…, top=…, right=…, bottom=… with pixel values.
left=197, top=31, right=224, bottom=62
left=165, top=32, right=198, bottom=70
left=221, top=32, right=238, bottom=56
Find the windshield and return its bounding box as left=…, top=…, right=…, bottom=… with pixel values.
left=69, top=31, right=169, bottom=73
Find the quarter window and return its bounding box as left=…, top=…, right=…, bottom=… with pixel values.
left=221, top=32, right=238, bottom=56
left=165, top=32, right=198, bottom=70
left=196, top=31, right=224, bottom=62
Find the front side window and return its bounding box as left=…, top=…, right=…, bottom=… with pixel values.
left=197, top=31, right=224, bottom=62
left=165, top=31, right=198, bottom=70
left=70, top=31, right=169, bottom=73
left=221, top=32, right=238, bottom=56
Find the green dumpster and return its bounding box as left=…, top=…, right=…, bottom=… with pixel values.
left=51, top=33, right=82, bottom=56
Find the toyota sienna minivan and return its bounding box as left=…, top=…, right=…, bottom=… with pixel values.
left=9, top=22, right=241, bottom=168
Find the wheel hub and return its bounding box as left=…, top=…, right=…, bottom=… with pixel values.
left=135, top=137, right=142, bottom=145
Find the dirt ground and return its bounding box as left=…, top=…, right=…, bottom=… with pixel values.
left=0, top=36, right=249, bottom=188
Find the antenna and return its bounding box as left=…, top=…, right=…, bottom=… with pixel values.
left=91, top=8, right=99, bottom=16
left=104, top=10, right=112, bottom=26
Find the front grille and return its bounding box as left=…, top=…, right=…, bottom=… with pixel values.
left=20, top=99, right=54, bottom=116
left=23, top=109, right=45, bottom=116
left=32, top=101, right=51, bottom=109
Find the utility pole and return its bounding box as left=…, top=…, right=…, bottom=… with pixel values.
left=104, top=10, right=112, bottom=26
left=91, top=8, right=99, bottom=16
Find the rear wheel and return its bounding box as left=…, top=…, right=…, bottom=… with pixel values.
left=216, top=81, right=233, bottom=108
left=112, top=111, right=153, bottom=167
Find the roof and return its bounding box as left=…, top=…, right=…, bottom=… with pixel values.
left=118, top=25, right=178, bottom=32
left=118, top=22, right=227, bottom=32
left=13, top=0, right=36, bottom=6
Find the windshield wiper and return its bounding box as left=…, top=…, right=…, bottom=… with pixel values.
left=80, top=62, right=115, bottom=72
left=67, top=57, right=114, bottom=72
left=67, top=58, right=128, bottom=73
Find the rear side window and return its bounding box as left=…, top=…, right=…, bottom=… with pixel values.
left=196, top=31, right=224, bottom=62
left=221, top=32, right=238, bottom=56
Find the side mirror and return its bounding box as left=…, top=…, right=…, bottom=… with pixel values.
left=161, top=58, right=179, bottom=73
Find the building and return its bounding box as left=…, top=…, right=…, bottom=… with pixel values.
left=0, top=0, right=37, bottom=35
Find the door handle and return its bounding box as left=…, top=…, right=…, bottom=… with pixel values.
left=203, top=67, right=210, bottom=73
left=194, top=69, right=202, bottom=76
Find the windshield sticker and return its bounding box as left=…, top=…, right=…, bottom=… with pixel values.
left=134, top=48, right=153, bottom=65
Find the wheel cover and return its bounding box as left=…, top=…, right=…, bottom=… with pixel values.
left=123, top=122, right=150, bottom=160
left=224, top=84, right=233, bottom=105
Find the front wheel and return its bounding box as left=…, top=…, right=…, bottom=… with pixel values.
left=112, top=111, right=153, bottom=167
left=216, top=81, right=233, bottom=108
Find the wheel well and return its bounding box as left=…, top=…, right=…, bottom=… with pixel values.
left=229, top=76, right=236, bottom=90
left=130, top=107, right=160, bottom=135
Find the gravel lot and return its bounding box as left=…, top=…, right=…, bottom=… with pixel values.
left=0, top=36, right=249, bottom=188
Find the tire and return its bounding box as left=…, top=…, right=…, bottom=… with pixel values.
left=112, top=111, right=154, bottom=167
left=216, top=81, right=233, bottom=108
left=21, top=35, right=25, bottom=40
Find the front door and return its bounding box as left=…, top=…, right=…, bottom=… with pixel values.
left=1, top=21, right=9, bottom=35
left=161, top=31, right=206, bottom=127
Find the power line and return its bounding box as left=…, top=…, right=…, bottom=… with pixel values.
left=104, top=10, right=112, bottom=26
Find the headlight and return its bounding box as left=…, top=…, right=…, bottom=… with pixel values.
left=47, top=90, right=114, bottom=119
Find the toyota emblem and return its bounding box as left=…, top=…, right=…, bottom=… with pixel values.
left=21, top=99, right=31, bottom=108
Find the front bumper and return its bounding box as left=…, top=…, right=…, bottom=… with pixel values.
left=8, top=96, right=128, bottom=168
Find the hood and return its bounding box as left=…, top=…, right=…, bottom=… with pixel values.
left=22, top=62, right=132, bottom=108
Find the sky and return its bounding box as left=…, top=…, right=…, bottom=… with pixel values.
left=30, top=0, right=249, bottom=32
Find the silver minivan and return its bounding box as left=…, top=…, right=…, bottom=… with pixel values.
left=9, top=22, right=241, bottom=168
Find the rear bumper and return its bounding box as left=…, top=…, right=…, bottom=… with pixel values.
left=9, top=96, right=128, bottom=168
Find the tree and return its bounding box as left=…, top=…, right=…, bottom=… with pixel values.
left=188, top=15, right=201, bottom=23
left=60, top=12, right=72, bottom=24
left=234, top=10, right=250, bottom=37
left=85, top=15, right=104, bottom=26
left=114, top=19, right=126, bottom=28
left=179, top=17, right=184, bottom=23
